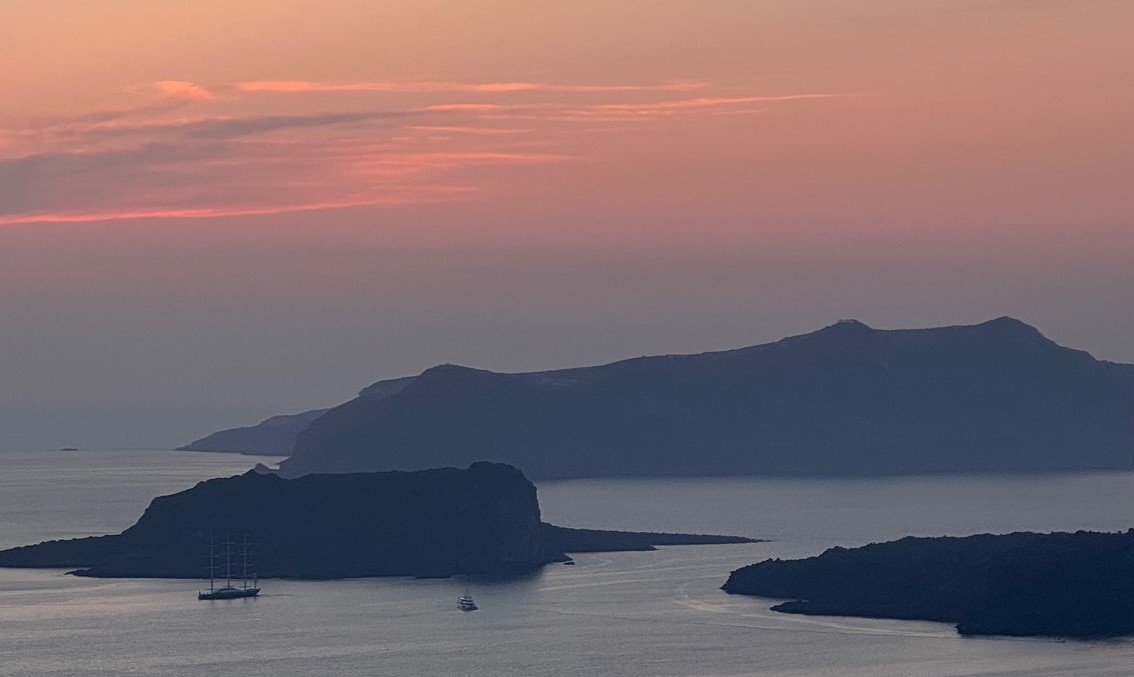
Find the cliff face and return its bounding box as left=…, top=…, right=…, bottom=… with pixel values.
left=0, top=463, right=554, bottom=578
left=722, top=530, right=1134, bottom=638
left=280, top=318, right=1134, bottom=479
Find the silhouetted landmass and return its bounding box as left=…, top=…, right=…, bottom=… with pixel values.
left=177, top=375, right=421, bottom=455
left=722, top=531, right=1134, bottom=638
left=177, top=409, right=330, bottom=455
left=0, top=463, right=752, bottom=579
left=275, top=318, right=1133, bottom=479
left=544, top=525, right=759, bottom=552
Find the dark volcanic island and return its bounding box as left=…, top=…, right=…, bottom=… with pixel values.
left=722, top=531, right=1134, bottom=638
left=0, top=463, right=754, bottom=579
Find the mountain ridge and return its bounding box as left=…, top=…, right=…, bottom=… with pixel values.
left=272, top=318, right=1133, bottom=479
left=177, top=408, right=331, bottom=455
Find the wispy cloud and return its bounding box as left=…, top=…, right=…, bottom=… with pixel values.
left=409, top=125, right=529, bottom=136
left=235, top=79, right=709, bottom=95
left=0, top=77, right=853, bottom=225
left=154, top=80, right=215, bottom=100
left=416, top=94, right=856, bottom=124
left=549, top=94, right=841, bottom=121
left=594, top=94, right=845, bottom=109
left=178, top=111, right=410, bottom=139
left=422, top=103, right=508, bottom=113
left=0, top=192, right=472, bottom=227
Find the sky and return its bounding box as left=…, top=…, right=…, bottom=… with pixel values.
left=1, top=0, right=1131, bottom=450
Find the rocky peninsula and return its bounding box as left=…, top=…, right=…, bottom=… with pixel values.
left=722, top=530, right=1134, bottom=638
left=0, top=463, right=754, bottom=579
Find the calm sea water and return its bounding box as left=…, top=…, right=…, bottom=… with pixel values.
left=1, top=450, right=1133, bottom=676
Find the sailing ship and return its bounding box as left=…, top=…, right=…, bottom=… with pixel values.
left=198, top=531, right=261, bottom=600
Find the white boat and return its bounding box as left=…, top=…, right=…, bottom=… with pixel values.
left=198, top=532, right=261, bottom=601
left=458, top=592, right=478, bottom=611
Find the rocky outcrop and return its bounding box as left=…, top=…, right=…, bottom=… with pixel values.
left=722, top=530, right=1134, bottom=638
left=0, top=463, right=754, bottom=579
left=0, top=463, right=551, bottom=578
left=279, top=318, right=1134, bottom=479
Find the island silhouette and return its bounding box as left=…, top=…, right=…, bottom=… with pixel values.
left=722, top=530, right=1134, bottom=639
left=181, top=318, right=1134, bottom=480
left=0, top=463, right=754, bottom=579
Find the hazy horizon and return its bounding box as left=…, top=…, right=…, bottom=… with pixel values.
left=2, top=0, right=1131, bottom=450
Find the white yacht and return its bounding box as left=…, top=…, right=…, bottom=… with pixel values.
left=458, top=592, right=478, bottom=611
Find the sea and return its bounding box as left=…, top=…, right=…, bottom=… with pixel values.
left=1, top=449, right=1133, bottom=676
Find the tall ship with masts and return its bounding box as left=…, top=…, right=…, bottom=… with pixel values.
left=198, top=532, right=261, bottom=600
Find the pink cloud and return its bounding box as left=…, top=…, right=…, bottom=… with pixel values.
left=590, top=94, right=844, bottom=111
left=0, top=76, right=852, bottom=226
left=422, top=103, right=509, bottom=112
left=235, top=79, right=708, bottom=95
left=153, top=80, right=215, bottom=100
left=351, top=151, right=575, bottom=176
left=0, top=190, right=476, bottom=226
left=408, top=125, right=528, bottom=136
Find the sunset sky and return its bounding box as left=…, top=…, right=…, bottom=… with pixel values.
left=1, top=0, right=1131, bottom=449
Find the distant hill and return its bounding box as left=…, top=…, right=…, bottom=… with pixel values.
left=276, top=318, right=1133, bottom=479
left=178, top=376, right=419, bottom=455
left=177, top=409, right=330, bottom=455
left=722, top=530, right=1134, bottom=638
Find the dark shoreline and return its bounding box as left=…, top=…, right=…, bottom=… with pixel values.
left=1, top=526, right=760, bottom=581
left=722, top=530, right=1134, bottom=639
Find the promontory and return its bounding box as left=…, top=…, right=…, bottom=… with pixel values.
left=0, top=462, right=754, bottom=579
left=722, top=530, right=1134, bottom=638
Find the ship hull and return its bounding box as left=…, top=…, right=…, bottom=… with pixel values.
left=198, top=587, right=261, bottom=600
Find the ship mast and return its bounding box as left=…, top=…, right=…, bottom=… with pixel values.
left=225, top=530, right=232, bottom=588
left=206, top=531, right=215, bottom=593
left=242, top=534, right=250, bottom=589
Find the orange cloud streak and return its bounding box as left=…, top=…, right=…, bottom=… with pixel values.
left=590, top=94, right=848, bottom=112
left=422, top=103, right=508, bottom=112
left=1, top=75, right=854, bottom=228
left=236, top=79, right=708, bottom=94
left=351, top=151, right=575, bottom=175
left=153, top=80, right=215, bottom=100
left=0, top=191, right=473, bottom=226
left=408, top=125, right=528, bottom=135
